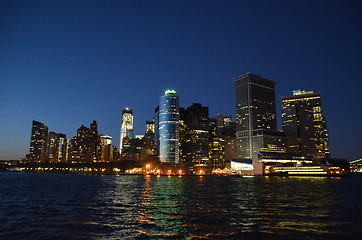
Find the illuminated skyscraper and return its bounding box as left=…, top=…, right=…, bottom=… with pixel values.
left=47, top=131, right=59, bottom=163
left=183, top=103, right=210, bottom=165
left=100, top=135, right=113, bottom=162
left=282, top=90, right=330, bottom=159
left=154, top=106, right=160, bottom=151
left=119, top=107, right=134, bottom=153
left=58, top=133, right=68, bottom=162
left=47, top=131, right=68, bottom=163
left=159, top=90, right=179, bottom=164
left=233, top=73, right=285, bottom=159
left=145, top=121, right=155, bottom=139
left=28, top=120, right=48, bottom=163
left=68, top=121, right=101, bottom=162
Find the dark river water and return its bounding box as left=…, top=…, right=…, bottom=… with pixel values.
left=0, top=172, right=361, bottom=239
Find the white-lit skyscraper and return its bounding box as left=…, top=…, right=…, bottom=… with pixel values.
left=159, top=90, right=179, bottom=164
left=119, top=107, right=134, bottom=153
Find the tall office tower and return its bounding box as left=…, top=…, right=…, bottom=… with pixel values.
left=153, top=106, right=160, bottom=151
left=184, top=103, right=210, bottom=165
left=121, top=137, right=142, bottom=161
left=28, top=120, right=48, bottom=163
left=100, top=135, right=113, bottom=162
left=233, top=73, right=285, bottom=159
left=215, top=113, right=232, bottom=136
left=178, top=107, right=187, bottom=164
left=90, top=120, right=101, bottom=161
left=58, top=133, right=68, bottom=162
left=112, top=146, right=120, bottom=162
left=68, top=121, right=101, bottom=162
left=119, top=107, right=134, bottom=153
left=145, top=121, right=155, bottom=139
left=141, top=121, right=157, bottom=162
left=159, top=90, right=180, bottom=164
left=68, top=125, right=93, bottom=162
left=208, top=118, right=225, bottom=168
left=47, top=131, right=59, bottom=163
left=282, top=90, right=330, bottom=159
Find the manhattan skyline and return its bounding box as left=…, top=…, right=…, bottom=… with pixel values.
left=1, top=0, right=361, bottom=161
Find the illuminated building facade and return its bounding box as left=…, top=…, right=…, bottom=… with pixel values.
left=233, top=73, right=285, bottom=159
left=90, top=120, right=101, bottom=161
left=68, top=125, right=93, bottom=162
left=145, top=121, right=155, bottom=138
left=282, top=90, right=330, bottom=159
left=183, top=103, right=210, bottom=165
left=121, top=137, right=142, bottom=161
left=100, top=135, right=113, bottom=162
left=58, top=133, right=67, bottom=162
left=215, top=113, right=232, bottom=136
left=208, top=118, right=225, bottom=168
left=153, top=106, right=160, bottom=151
left=178, top=107, right=187, bottom=163
left=119, top=107, right=134, bottom=153
left=47, top=131, right=59, bottom=163
left=28, top=120, right=48, bottom=163
left=141, top=121, right=157, bottom=163
left=68, top=121, right=101, bottom=162
left=159, top=90, right=179, bottom=164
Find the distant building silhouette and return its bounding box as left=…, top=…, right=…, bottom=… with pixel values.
left=282, top=90, right=330, bottom=159
left=159, top=90, right=179, bottom=164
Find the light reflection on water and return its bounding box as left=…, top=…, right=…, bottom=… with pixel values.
left=96, top=175, right=362, bottom=239
left=1, top=173, right=362, bottom=240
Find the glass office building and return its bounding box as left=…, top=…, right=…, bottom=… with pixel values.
left=159, top=90, right=179, bottom=164
left=119, top=107, right=134, bottom=153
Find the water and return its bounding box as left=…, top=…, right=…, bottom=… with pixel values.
left=0, top=172, right=361, bottom=239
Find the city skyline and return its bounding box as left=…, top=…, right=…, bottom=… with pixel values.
left=1, top=1, right=361, bottom=161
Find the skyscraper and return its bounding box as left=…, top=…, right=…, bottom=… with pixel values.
left=159, top=90, right=179, bottom=164
left=233, top=73, right=285, bottom=159
left=68, top=125, right=93, bottom=162
left=183, top=103, right=210, bottom=165
left=47, top=131, right=59, bottom=163
left=68, top=121, right=101, bottom=162
left=145, top=121, right=155, bottom=139
left=282, top=90, right=330, bottom=159
left=47, top=132, right=68, bottom=163
left=153, top=106, right=160, bottom=152
left=119, top=107, right=134, bottom=153
left=58, top=133, right=68, bottom=162
left=100, top=135, right=113, bottom=162
left=28, top=120, right=48, bottom=163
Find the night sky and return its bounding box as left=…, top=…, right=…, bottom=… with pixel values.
left=1, top=0, right=361, bottom=161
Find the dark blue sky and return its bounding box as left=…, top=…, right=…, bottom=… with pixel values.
left=1, top=0, right=361, bottom=161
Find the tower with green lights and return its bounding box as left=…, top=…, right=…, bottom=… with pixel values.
left=159, top=90, right=179, bottom=164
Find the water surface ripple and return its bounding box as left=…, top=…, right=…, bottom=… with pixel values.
left=1, top=172, right=361, bottom=239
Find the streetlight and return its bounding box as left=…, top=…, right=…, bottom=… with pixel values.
left=145, top=164, right=151, bottom=174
